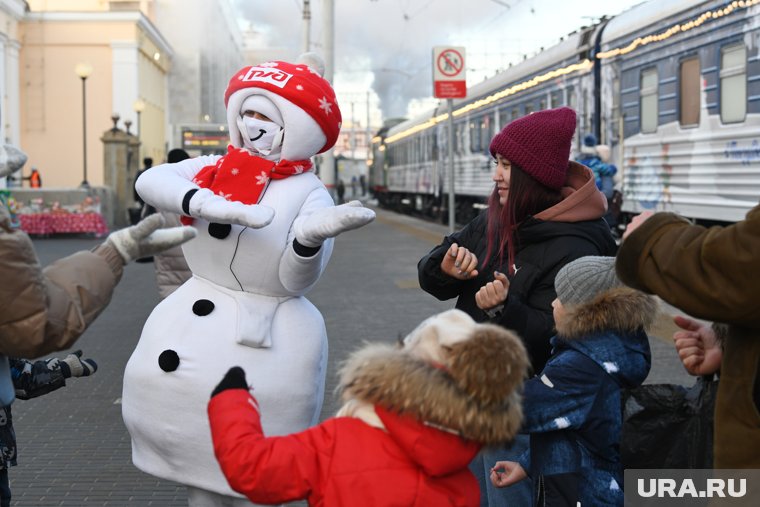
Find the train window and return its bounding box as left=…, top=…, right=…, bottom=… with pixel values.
left=539, top=99, right=547, bottom=111
left=524, top=104, right=533, bottom=115
left=680, top=57, right=700, bottom=127
left=498, top=109, right=510, bottom=130
left=511, top=107, right=519, bottom=121
left=640, top=68, right=658, bottom=133
left=483, top=114, right=494, bottom=152
left=470, top=119, right=482, bottom=153
left=720, top=44, right=747, bottom=124
left=551, top=91, right=562, bottom=108
left=567, top=86, right=576, bottom=110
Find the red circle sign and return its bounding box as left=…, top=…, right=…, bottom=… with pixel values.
left=437, top=49, right=464, bottom=77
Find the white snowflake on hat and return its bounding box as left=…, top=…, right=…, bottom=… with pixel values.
left=318, top=97, right=333, bottom=115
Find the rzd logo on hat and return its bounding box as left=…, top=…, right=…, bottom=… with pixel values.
left=241, top=67, right=293, bottom=89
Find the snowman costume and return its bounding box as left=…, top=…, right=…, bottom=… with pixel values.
left=123, top=56, right=374, bottom=504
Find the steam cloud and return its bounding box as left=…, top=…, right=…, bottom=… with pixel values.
left=234, top=0, right=503, bottom=119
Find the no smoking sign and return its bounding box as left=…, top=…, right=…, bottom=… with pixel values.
left=433, top=46, right=466, bottom=99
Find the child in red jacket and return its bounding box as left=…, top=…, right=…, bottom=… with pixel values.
left=208, top=309, right=528, bottom=506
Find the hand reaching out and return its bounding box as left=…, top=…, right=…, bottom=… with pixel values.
left=673, top=315, right=722, bottom=376
left=107, top=214, right=197, bottom=264
left=211, top=366, right=249, bottom=398
left=440, top=243, right=479, bottom=280
left=490, top=460, right=527, bottom=488
left=622, top=210, right=655, bottom=240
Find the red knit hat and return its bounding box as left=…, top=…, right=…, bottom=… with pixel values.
left=489, top=107, right=576, bottom=190
left=225, top=60, right=342, bottom=156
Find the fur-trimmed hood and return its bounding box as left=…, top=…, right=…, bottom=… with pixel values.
left=556, top=287, right=658, bottom=339
left=339, top=331, right=526, bottom=446
left=554, top=287, right=656, bottom=388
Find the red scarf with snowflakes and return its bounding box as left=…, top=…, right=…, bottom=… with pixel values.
left=180, top=145, right=312, bottom=225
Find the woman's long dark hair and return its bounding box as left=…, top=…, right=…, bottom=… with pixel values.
left=483, top=164, right=562, bottom=275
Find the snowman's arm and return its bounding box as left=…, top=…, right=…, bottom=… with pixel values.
left=209, top=389, right=328, bottom=504
left=135, top=155, right=220, bottom=213
left=279, top=188, right=334, bottom=294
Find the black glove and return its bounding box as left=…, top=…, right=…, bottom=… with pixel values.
left=211, top=367, right=248, bottom=398
left=53, top=350, right=98, bottom=379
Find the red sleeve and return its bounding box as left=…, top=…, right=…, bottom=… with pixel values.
left=208, top=389, right=331, bottom=505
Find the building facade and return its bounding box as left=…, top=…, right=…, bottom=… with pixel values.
left=20, top=0, right=172, bottom=187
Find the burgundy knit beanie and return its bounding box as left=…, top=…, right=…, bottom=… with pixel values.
left=489, top=107, right=576, bottom=190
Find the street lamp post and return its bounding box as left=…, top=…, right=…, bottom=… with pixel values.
left=133, top=98, right=146, bottom=158
left=74, top=63, right=93, bottom=189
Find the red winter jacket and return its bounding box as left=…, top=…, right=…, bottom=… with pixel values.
left=208, top=389, right=482, bottom=506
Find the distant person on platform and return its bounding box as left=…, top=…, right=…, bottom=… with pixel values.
left=134, top=157, right=155, bottom=219
left=337, top=178, right=346, bottom=204
left=575, top=134, right=618, bottom=231
left=153, top=148, right=193, bottom=299
left=23, top=167, right=42, bottom=188
left=0, top=143, right=197, bottom=359
left=360, top=174, right=367, bottom=196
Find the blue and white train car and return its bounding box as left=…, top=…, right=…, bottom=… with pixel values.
left=599, top=0, right=760, bottom=222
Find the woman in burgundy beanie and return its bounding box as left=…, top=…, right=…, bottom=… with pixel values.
left=418, top=106, right=617, bottom=505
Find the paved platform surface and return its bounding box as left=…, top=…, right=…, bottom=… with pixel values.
left=10, top=204, right=693, bottom=506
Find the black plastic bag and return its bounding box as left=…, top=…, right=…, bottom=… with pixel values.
left=621, top=376, right=718, bottom=469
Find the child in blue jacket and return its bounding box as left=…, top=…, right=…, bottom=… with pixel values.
left=490, top=256, right=656, bottom=506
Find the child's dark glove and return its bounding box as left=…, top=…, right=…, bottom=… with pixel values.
left=56, top=350, right=97, bottom=378
left=211, top=367, right=248, bottom=398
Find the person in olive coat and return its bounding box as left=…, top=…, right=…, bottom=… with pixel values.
left=616, top=207, right=760, bottom=469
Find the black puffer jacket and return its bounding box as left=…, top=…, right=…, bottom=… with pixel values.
left=418, top=163, right=617, bottom=372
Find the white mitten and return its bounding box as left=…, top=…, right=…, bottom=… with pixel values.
left=107, top=214, right=198, bottom=264
left=294, top=200, right=375, bottom=248
left=187, top=188, right=275, bottom=229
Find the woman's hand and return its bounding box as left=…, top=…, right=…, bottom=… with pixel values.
left=475, top=271, right=510, bottom=310
left=440, top=243, right=479, bottom=280
left=490, top=460, right=527, bottom=488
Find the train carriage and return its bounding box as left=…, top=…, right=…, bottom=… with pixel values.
left=599, top=0, right=760, bottom=222
left=371, top=0, right=760, bottom=226
left=374, top=26, right=598, bottom=223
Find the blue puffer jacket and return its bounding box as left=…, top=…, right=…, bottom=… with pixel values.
left=517, top=288, right=657, bottom=506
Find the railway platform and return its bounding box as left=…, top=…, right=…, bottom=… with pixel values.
left=10, top=204, right=693, bottom=506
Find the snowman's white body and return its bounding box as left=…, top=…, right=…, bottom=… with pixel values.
left=122, top=154, right=335, bottom=496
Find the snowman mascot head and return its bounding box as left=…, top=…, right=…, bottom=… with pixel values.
left=224, top=53, right=342, bottom=163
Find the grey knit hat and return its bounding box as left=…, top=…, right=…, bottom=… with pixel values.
left=554, top=256, right=621, bottom=306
